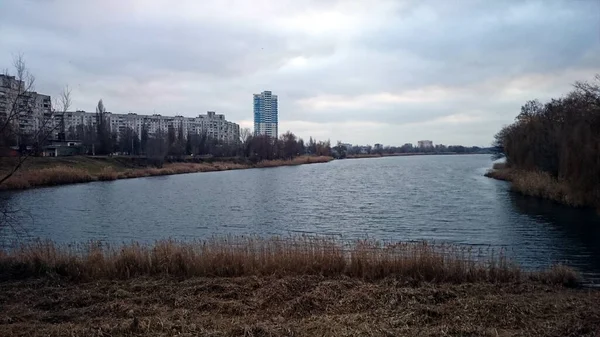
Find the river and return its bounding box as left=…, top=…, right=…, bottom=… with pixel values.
left=1, top=154, right=600, bottom=281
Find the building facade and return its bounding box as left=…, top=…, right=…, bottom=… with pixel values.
left=1, top=73, right=240, bottom=147
left=60, top=110, right=240, bottom=143
left=0, top=74, right=52, bottom=138
left=253, top=90, right=278, bottom=138
left=418, top=140, right=434, bottom=149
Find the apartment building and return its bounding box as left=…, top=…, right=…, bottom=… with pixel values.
left=2, top=73, right=240, bottom=145
left=0, top=74, right=52, bottom=137
left=253, top=90, right=278, bottom=138
left=60, top=110, right=240, bottom=143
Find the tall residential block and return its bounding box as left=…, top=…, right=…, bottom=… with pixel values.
left=253, top=90, right=278, bottom=138
left=0, top=74, right=52, bottom=138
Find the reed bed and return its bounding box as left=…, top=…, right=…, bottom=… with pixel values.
left=253, top=156, right=332, bottom=168
left=0, top=156, right=333, bottom=190
left=0, top=167, right=94, bottom=189
left=0, top=237, right=579, bottom=286
left=485, top=168, right=587, bottom=207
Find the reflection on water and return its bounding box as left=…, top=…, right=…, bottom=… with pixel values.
left=0, top=154, right=599, bottom=282
left=507, top=192, right=600, bottom=279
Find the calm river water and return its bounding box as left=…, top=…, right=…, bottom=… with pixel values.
left=1, top=155, right=600, bottom=281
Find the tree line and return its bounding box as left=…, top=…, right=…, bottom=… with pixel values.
left=73, top=99, right=483, bottom=163
left=331, top=142, right=486, bottom=158
left=67, top=100, right=332, bottom=165
left=492, top=75, right=600, bottom=206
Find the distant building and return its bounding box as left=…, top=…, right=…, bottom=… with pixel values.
left=56, top=110, right=240, bottom=143
left=0, top=74, right=52, bottom=138
left=402, top=143, right=413, bottom=149
left=418, top=140, right=434, bottom=149
left=253, top=91, right=278, bottom=138
left=42, top=140, right=84, bottom=157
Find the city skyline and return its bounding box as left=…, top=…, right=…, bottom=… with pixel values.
left=1, top=1, right=598, bottom=147
left=1, top=71, right=460, bottom=148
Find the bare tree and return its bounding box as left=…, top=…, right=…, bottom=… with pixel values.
left=1, top=55, right=70, bottom=227
left=0, top=54, right=36, bottom=147
left=240, top=127, right=252, bottom=144
left=493, top=74, right=600, bottom=207
left=55, top=85, right=72, bottom=139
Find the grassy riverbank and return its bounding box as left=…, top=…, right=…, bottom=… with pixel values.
left=485, top=163, right=596, bottom=208
left=0, top=155, right=332, bottom=190
left=0, top=238, right=597, bottom=336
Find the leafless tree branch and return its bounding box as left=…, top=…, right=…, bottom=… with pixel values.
left=0, top=55, right=71, bottom=230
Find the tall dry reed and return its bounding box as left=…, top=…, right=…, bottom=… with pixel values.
left=0, top=166, right=94, bottom=189
left=485, top=168, right=587, bottom=207
left=96, top=167, right=119, bottom=181
left=0, top=237, right=579, bottom=286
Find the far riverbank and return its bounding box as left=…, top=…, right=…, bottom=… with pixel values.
left=346, top=152, right=490, bottom=159
left=0, top=155, right=332, bottom=191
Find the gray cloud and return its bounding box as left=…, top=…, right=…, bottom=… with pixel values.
left=1, top=0, right=599, bottom=146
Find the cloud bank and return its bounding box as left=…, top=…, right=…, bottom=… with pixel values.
left=1, top=0, right=599, bottom=146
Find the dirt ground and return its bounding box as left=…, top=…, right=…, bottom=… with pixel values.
left=0, top=276, right=599, bottom=337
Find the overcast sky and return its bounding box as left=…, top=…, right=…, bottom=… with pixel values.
left=1, top=0, right=599, bottom=146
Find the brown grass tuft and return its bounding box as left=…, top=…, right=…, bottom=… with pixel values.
left=0, top=237, right=580, bottom=286
left=492, top=162, right=507, bottom=170
left=530, top=264, right=582, bottom=287
left=96, top=167, right=119, bottom=181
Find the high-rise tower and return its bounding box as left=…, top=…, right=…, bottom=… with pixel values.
left=253, top=91, right=278, bottom=138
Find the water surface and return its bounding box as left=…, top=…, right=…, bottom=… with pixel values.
left=2, top=155, right=600, bottom=281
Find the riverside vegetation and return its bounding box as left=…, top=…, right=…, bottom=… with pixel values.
left=487, top=75, right=600, bottom=208
left=0, top=155, right=332, bottom=190
left=1, top=237, right=598, bottom=336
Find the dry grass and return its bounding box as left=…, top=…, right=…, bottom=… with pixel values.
left=0, top=237, right=580, bottom=286
left=0, top=156, right=333, bottom=190
left=492, top=162, right=507, bottom=170
left=96, top=167, right=119, bottom=181
left=485, top=168, right=588, bottom=207
left=0, top=238, right=595, bottom=336
left=0, top=274, right=598, bottom=336
left=0, top=167, right=94, bottom=189
left=253, top=156, right=332, bottom=168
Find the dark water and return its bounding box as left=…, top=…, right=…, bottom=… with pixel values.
left=1, top=155, right=600, bottom=281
